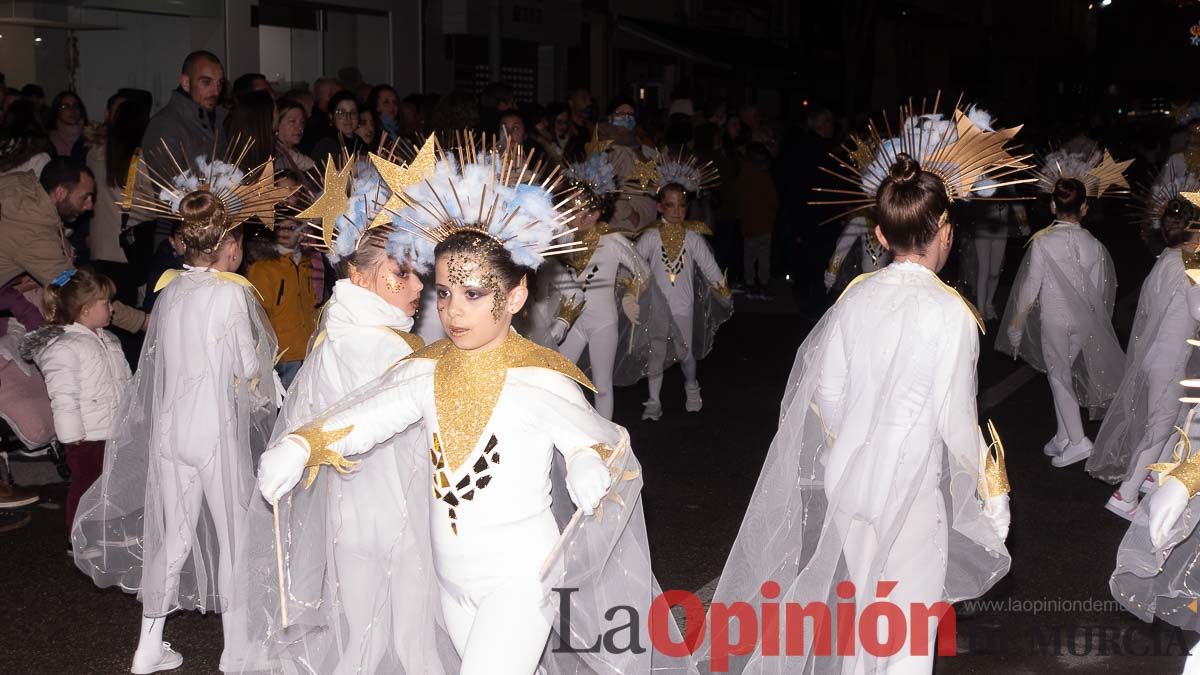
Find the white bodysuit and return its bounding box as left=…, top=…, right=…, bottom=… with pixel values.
left=555, top=229, right=650, bottom=418
left=297, top=331, right=620, bottom=675
left=635, top=220, right=725, bottom=398
left=1000, top=221, right=1124, bottom=442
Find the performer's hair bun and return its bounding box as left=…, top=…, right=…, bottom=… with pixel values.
left=1052, top=178, right=1087, bottom=217
left=178, top=190, right=236, bottom=255
left=887, top=154, right=922, bottom=186
left=877, top=153, right=950, bottom=252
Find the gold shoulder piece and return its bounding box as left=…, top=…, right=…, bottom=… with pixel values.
left=683, top=220, right=714, bottom=236
left=931, top=276, right=985, bottom=335
left=387, top=327, right=425, bottom=353
left=153, top=268, right=182, bottom=293
left=504, top=331, right=597, bottom=392
left=1024, top=226, right=1055, bottom=248
left=406, top=338, right=454, bottom=362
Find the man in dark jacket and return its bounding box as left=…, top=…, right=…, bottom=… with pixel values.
left=142, top=51, right=227, bottom=182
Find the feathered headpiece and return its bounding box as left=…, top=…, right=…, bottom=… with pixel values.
left=296, top=138, right=437, bottom=272
left=564, top=151, right=619, bottom=216
left=1135, top=164, right=1200, bottom=233
left=130, top=137, right=297, bottom=251
left=1034, top=148, right=1133, bottom=199
left=624, top=149, right=720, bottom=197
left=812, top=97, right=1034, bottom=224
left=383, top=132, right=583, bottom=270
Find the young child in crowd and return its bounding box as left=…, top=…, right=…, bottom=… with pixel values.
left=27, top=268, right=131, bottom=534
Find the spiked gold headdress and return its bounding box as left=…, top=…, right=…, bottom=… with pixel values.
left=294, top=136, right=439, bottom=271
left=1034, top=148, right=1133, bottom=198
left=130, top=136, right=297, bottom=251
left=811, top=96, right=1034, bottom=224
left=382, top=132, right=585, bottom=269
left=624, top=149, right=720, bottom=196
left=1135, top=164, right=1200, bottom=234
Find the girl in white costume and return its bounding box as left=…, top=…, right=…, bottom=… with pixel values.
left=232, top=147, right=441, bottom=673
left=257, top=139, right=693, bottom=675
left=632, top=154, right=731, bottom=420
left=998, top=148, right=1130, bottom=467
left=1112, top=344, right=1200, bottom=675
left=70, top=151, right=294, bottom=674
left=702, top=105, right=1020, bottom=675
left=1088, top=175, right=1200, bottom=519
left=546, top=151, right=650, bottom=419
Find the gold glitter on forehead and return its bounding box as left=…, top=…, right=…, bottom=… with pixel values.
left=445, top=250, right=506, bottom=320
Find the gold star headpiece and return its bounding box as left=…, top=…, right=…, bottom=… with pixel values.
left=811, top=94, right=1035, bottom=225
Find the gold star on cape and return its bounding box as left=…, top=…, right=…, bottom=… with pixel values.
left=369, top=133, right=439, bottom=229
left=584, top=125, right=613, bottom=157
left=295, top=157, right=352, bottom=249
left=294, top=423, right=358, bottom=489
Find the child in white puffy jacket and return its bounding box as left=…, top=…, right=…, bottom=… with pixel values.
left=27, top=268, right=131, bottom=532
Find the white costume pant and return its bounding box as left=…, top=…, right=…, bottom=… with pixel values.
left=1041, top=320, right=1086, bottom=444
left=839, top=469, right=948, bottom=675
left=434, top=511, right=558, bottom=675
left=559, top=320, right=620, bottom=419
left=148, top=455, right=246, bottom=666
left=973, top=238, right=1005, bottom=317
left=648, top=312, right=698, bottom=403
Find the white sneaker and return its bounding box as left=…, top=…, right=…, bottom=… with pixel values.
left=1043, top=436, right=1068, bottom=457
left=641, top=399, right=663, bottom=421
left=1104, top=491, right=1138, bottom=521
left=1051, top=437, right=1093, bottom=468
left=131, top=642, right=183, bottom=674
left=684, top=383, right=703, bottom=412
left=1139, top=475, right=1156, bottom=495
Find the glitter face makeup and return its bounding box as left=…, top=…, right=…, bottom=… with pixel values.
left=446, top=250, right=505, bottom=320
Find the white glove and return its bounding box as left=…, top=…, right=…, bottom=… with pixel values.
left=824, top=271, right=837, bottom=291
left=621, top=293, right=640, bottom=325
left=1149, top=478, right=1189, bottom=549
left=258, top=436, right=309, bottom=504
left=1006, top=326, right=1023, bottom=355
left=984, top=494, right=1010, bottom=541
left=549, top=318, right=569, bottom=345
left=565, top=452, right=612, bottom=516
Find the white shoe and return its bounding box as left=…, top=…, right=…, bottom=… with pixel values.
left=1104, top=491, right=1138, bottom=521
left=1043, top=436, right=1068, bottom=457
left=1051, top=437, right=1093, bottom=467
left=641, top=399, right=662, bottom=422
left=131, top=642, right=183, bottom=674
left=1139, top=475, right=1156, bottom=495
left=684, top=383, right=702, bottom=412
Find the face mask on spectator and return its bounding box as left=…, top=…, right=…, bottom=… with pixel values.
left=612, top=113, right=635, bottom=130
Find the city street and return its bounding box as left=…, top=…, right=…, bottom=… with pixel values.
left=3, top=236, right=1194, bottom=673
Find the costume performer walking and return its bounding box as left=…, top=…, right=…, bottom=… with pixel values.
left=70, top=145, right=294, bottom=674
left=998, top=148, right=1130, bottom=467
left=257, top=136, right=693, bottom=675
left=543, top=149, right=651, bottom=419
left=703, top=102, right=1021, bottom=674
left=1088, top=167, right=1200, bottom=519
left=232, top=143, right=444, bottom=673
left=630, top=153, right=732, bottom=420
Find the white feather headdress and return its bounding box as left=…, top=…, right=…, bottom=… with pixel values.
left=1034, top=148, right=1133, bottom=198
left=812, top=97, right=1034, bottom=224
left=382, top=133, right=582, bottom=270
